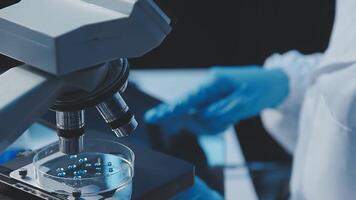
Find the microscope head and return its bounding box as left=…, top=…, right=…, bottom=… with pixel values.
left=0, top=0, right=171, bottom=154
left=0, top=0, right=171, bottom=75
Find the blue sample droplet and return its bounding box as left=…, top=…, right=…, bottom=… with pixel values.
left=85, top=163, right=92, bottom=168
left=68, top=164, right=77, bottom=170
left=56, top=168, right=64, bottom=173
left=69, top=155, right=78, bottom=159
left=78, top=157, right=88, bottom=164
left=73, top=175, right=82, bottom=180
left=94, top=162, right=101, bottom=167
left=107, top=162, right=112, bottom=166
left=73, top=169, right=87, bottom=176
left=57, top=172, right=66, bottom=177
left=80, top=170, right=87, bottom=176
left=108, top=168, right=114, bottom=173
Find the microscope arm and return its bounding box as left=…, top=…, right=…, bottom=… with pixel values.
left=0, top=65, right=64, bottom=152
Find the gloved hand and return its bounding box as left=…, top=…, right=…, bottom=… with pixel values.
left=0, top=148, right=23, bottom=164
left=171, top=176, right=223, bottom=200
left=145, top=66, right=289, bottom=136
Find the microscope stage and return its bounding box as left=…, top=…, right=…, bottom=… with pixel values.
left=0, top=133, right=194, bottom=200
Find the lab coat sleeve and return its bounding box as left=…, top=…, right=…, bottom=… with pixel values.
left=261, top=50, right=323, bottom=154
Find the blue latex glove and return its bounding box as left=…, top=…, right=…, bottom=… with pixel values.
left=171, top=176, right=223, bottom=200
left=145, top=66, right=289, bottom=135
left=0, top=149, right=23, bottom=164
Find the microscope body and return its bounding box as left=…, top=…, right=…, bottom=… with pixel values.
left=0, top=0, right=171, bottom=75
left=0, top=0, right=171, bottom=154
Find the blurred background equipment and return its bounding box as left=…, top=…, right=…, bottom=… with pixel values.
left=130, top=0, right=335, bottom=199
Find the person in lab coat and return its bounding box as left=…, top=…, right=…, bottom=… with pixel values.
left=144, top=0, right=356, bottom=199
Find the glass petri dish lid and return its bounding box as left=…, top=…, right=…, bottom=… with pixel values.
left=33, top=138, right=134, bottom=197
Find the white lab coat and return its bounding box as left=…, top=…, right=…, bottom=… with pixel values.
left=261, top=0, right=356, bottom=199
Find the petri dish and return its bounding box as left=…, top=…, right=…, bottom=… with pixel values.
left=33, top=138, right=134, bottom=197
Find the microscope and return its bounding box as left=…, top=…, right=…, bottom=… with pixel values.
left=0, top=0, right=171, bottom=155
left=0, top=2, right=196, bottom=199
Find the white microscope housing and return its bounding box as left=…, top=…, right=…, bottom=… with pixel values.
left=0, top=0, right=171, bottom=154
left=0, top=0, right=171, bottom=75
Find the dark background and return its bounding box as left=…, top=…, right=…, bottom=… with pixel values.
left=132, top=0, right=334, bottom=68
left=0, top=0, right=335, bottom=163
